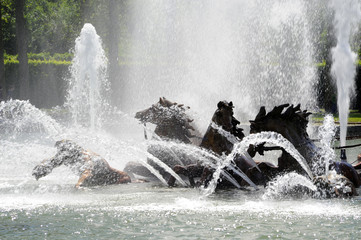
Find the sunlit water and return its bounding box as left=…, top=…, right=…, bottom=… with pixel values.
left=65, top=23, right=109, bottom=130
left=330, top=0, right=361, bottom=147
left=2, top=184, right=361, bottom=239
left=2, top=101, right=361, bottom=239
left=121, top=0, right=319, bottom=130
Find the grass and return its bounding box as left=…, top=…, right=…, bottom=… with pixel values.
left=311, top=109, right=361, bottom=124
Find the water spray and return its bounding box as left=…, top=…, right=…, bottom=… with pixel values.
left=65, top=23, right=109, bottom=130
left=330, top=0, right=361, bottom=147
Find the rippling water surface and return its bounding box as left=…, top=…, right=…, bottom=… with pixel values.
left=1, top=101, right=361, bottom=239
left=2, top=165, right=361, bottom=239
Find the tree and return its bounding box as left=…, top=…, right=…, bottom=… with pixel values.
left=15, top=0, right=29, bottom=100
left=108, top=0, right=120, bottom=97
left=25, top=0, right=82, bottom=53
left=0, top=2, right=6, bottom=100
left=1, top=0, right=16, bottom=55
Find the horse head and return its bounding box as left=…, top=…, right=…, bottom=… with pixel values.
left=212, top=101, right=234, bottom=132
left=201, top=101, right=244, bottom=155
left=134, top=97, right=196, bottom=143
left=249, top=104, right=317, bottom=174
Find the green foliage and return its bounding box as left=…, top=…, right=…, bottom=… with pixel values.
left=4, top=53, right=72, bottom=65
left=25, top=0, right=82, bottom=53
left=312, top=110, right=361, bottom=123
left=27, top=52, right=72, bottom=61
left=1, top=0, right=16, bottom=54
left=4, top=58, right=69, bottom=107
left=316, top=60, right=327, bottom=67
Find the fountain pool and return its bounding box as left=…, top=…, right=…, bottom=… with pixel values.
left=1, top=99, right=361, bottom=239
left=2, top=182, right=361, bottom=239
left=2, top=0, right=361, bottom=238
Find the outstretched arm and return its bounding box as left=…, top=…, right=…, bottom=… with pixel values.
left=32, top=155, right=64, bottom=180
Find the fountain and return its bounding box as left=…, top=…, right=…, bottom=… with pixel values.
left=202, top=132, right=314, bottom=196
left=317, top=115, right=337, bottom=175
left=121, top=0, right=318, bottom=127
left=2, top=1, right=361, bottom=239
left=0, top=99, right=62, bottom=140
left=65, top=23, right=110, bottom=130
left=330, top=0, right=361, bottom=147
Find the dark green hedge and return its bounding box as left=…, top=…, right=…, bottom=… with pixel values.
left=4, top=62, right=69, bottom=108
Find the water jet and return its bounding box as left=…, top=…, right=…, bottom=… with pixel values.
left=2, top=1, right=361, bottom=238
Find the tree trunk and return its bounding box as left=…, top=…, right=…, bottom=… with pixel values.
left=15, top=0, right=29, bottom=100
left=0, top=3, right=6, bottom=100
left=80, top=0, right=90, bottom=24
left=108, top=0, right=120, bottom=104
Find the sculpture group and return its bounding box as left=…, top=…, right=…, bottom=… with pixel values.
left=32, top=97, right=361, bottom=197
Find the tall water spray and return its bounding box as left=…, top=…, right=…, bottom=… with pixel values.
left=330, top=0, right=361, bottom=146
left=122, top=0, right=318, bottom=125
left=317, top=115, right=336, bottom=176
left=65, top=23, right=109, bottom=130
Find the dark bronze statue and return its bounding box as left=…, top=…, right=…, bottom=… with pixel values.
left=250, top=104, right=318, bottom=174
left=168, top=101, right=266, bottom=188
left=32, top=140, right=131, bottom=188
left=250, top=104, right=360, bottom=196
left=124, top=97, right=199, bottom=180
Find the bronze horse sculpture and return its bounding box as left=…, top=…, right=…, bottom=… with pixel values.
left=168, top=100, right=268, bottom=188
left=123, top=97, right=199, bottom=180
left=167, top=100, right=242, bottom=187
left=32, top=140, right=131, bottom=188
left=250, top=104, right=318, bottom=175
left=250, top=104, right=360, bottom=197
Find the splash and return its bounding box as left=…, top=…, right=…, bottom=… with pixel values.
left=262, top=172, right=316, bottom=200
left=317, top=115, right=336, bottom=176
left=203, top=132, right=313, bottom=196
left=142, top=139, right=253, bottom=189
left=123, top=0, right=317, bottom=124
left=0, top=99, right=62, bottom=140
left=65, top=23, right=109, bottom=130
left=330, top=0, right=361, bottom=146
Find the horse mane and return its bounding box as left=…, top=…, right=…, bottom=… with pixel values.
left=135, top=97, right=196, bottom=143
left=250, top=104, right=320, bottom=175
left=251, top=104, right=312, bottom=132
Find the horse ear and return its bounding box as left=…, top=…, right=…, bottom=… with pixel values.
left=255, top=106, right=266, bottom=121
left=229, top=101, right=233, bottom=107
left=159, top=97, right=165, bottom=106
left=217, top=101, right=226, bottom=109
